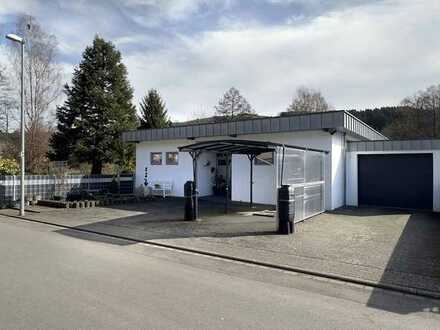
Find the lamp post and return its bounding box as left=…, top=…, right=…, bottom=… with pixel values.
left=6, top=33, right=25, bottom=216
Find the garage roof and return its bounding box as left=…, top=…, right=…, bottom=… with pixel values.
left=348, top=139, right=440, bottom=152
left=122, top=110, right=387, bottom=143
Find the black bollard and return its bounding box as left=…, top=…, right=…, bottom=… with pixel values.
left=277, top=185, right=294, bottom=234
left=184, top=181, right=195, bottom=220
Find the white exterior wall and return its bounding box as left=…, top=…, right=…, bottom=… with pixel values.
left=346, top=150, right=440, bottom=212
left=135, top=140, right=216, bottom=197
left=135, top=129, right=347, bottom=210
left=231, top=153, right=276, bottom=205
left=330, top=132, right=346, bottom=209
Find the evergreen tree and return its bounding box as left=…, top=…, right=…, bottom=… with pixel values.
left=348, top=107, right=401, bottom=133
left=139, top=89, right=170, bottom=129
left=48, top=84, right=80, bottom=162
left=215, top=87, right=254, bottom=120
left=49, top=36, right=137, bottom=174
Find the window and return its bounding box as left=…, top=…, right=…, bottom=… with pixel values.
left=150, top=152, right=162, bottom=165
left=255, top=152, right=273, bottom=165
left=166, top=152, right=179, bottom=165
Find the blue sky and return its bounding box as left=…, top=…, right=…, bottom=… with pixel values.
left=1, top=0, right=440, bottom=121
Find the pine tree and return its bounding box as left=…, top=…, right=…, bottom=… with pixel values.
left=49, top=36, right=137, bottom=174
left=139, top=89, right=170, bottom=129
left=215, top=87, right=254, bottom=120
left=48, top=84, right=80, bottom=162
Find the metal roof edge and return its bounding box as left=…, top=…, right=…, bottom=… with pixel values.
left=122, top=110, right=386, bottom=143
left=342, top=111, right=388, bottom=140
left=347, top=138, right=440, bottom=152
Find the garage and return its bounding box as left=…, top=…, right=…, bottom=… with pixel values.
left=357, top=153, right=433, bottom=210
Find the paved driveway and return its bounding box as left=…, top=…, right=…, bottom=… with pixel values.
left=1, top=199, right=440, bottom=296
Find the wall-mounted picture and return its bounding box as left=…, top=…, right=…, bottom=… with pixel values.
left=151, top=152, right=162, bottom=165
left=166, top=152, right=179, bottom=165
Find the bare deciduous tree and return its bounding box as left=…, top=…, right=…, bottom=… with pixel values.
left=383, top=84, right=440, bottom=139
left=7, top=15, right=62, bottom=173
left=0, top=66, right=18, bottom=134
left=287, top=87, right=332, bottom=113
left=400, top=84, right=440, bottom=138
left=215, top=87, right=254, bottom=120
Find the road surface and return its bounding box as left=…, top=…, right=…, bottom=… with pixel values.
left=0, top=215, right=439, bottom=329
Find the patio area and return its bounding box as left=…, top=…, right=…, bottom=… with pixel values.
left=1, top=198, right=440, bottom=306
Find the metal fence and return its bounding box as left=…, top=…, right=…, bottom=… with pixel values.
left=0, top=174, right=135, bottom=207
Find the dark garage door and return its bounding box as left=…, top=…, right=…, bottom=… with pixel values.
left=358, top=153, right=433, bottom=210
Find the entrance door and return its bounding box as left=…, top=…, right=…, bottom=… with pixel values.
left=358, top=153, right=433, bottom=210
left=214, top=153, right=231, bottom=199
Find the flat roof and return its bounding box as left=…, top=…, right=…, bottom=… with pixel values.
left=122, top=110, right=387, bottom=143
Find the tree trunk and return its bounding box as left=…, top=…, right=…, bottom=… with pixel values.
left=91, top=160, right=103, bottom=175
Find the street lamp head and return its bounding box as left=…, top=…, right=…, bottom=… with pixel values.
left=5, top=33, right=24, bottom=44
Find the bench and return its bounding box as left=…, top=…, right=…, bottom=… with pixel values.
left=150, top=181, right=173, bottom=198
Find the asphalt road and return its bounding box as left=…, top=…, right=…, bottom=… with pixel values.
left=0, top=215, right=439, bottom=329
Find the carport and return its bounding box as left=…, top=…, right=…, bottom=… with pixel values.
left=178, top=139, right=328, bottom=222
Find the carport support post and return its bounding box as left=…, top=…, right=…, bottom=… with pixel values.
left=247, top=154, right=256, bottom=208
left=190, top=151, right=200, bottom=220
left=225, top=153, right=231, bottom=213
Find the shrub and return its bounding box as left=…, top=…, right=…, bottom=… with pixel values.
left=0, top=158, right=19, bottom=175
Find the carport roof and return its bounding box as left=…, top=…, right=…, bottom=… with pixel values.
left=122, top=110, right=388, bottom=143
left=178, top=139, right=328, bottom=154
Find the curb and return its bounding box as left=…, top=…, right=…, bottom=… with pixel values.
left=1, top=213, right=440, bottom=300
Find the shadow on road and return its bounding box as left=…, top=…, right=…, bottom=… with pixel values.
left=365, top=211, right=440, bottom=314
left=53, top=201, right=440, bottom=315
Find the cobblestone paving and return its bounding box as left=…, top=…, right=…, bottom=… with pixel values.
left=2, top=199, right=440, bottom=293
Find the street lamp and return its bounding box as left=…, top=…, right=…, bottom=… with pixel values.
left=6, top=33, right=25, bottom=216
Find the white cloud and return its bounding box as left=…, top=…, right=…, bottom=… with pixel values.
left=122, top=0, right=203, bottom=20
left=0, top=0, right=41, bottom=15
left=4, top=0, right=439, bottom=123
left=119, top=0, right=234, bottom=28
left=123, top=0, right=440, bottom=121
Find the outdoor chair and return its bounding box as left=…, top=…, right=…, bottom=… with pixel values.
left=150, top=181, right=173, bottom=198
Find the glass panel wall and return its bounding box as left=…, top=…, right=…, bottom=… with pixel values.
left=279, top=147, right=325, bottom=222
left=282, top=149, right=305, bottom=185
